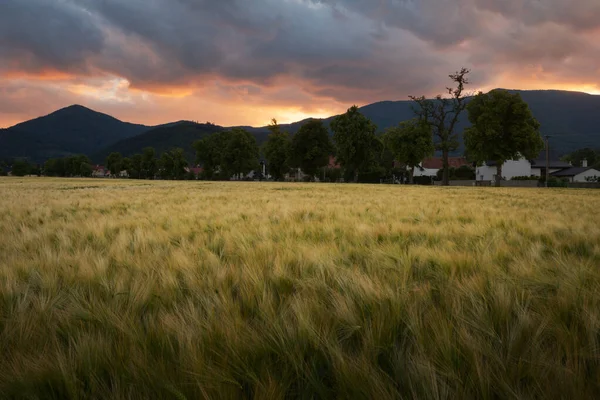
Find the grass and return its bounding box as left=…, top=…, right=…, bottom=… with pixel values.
left=1, top=177, right=600, bottom=399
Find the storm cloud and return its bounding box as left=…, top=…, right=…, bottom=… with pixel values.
left=1, top=0, right=599, bottom=126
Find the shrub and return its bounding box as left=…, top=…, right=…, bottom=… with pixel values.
left=413, top=176, right=435, bottom=185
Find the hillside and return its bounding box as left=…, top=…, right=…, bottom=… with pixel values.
left=302, top=90, right=600, bottom=155
left=92, top=122, right=231, bottom=163
left=94, top=122, right=273, bottom=163
left=1, top=105, right=153, bottom=162
left=0, top=128, right=67, bottom=162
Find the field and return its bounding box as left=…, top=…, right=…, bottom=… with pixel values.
left=1, top=178, right=600, bottom=399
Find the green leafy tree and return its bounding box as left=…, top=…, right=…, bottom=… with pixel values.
left=44, top=158, right=66, bottom=177
left=76, top=155, right=92, bottom=176
left=331, top=106, right=378, bottom=182
left=131, top=154, right=143, bottom=179
left=159, top=148, right=187, bottom=180
left=221, top=128, right=259, bottom=179
left=30, top=164, right=41, bottom=176
left=80, top=162, right=93, bottom=177
left=106, top=152, right=123, bottom=178
left=383, top=119, right=434, bottom=184
left=61, top=155, right=92, bottom=177
left=193, top=132, right=228, bottom=180
left=171, top=148, right=188, bottom=180
left=159, top=151, right=174, bottom=179
left=63, top=156, right=77, bottom=177
left=141, top=147, right=158, bottom=179
left=289, top=120, right=333, bottom=180
left=561, top=148, right=600, bottom=169
left=263, top=119, right=291, bottom=181
left=410, top=68, right=471, bottom=186
left=122, top=157, right=132, bottom=178
left=11, top=159, right=32, bottom=176
left=465, top=89, right=544, bottom=186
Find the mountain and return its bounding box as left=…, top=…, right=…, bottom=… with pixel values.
left=94, top=122, right=274, bottom=163
left=92, top=122, right=237, bottom=163
left=295, top=89, right=600, bottom=155
left=3, top=90, right=600, bottom=163
left=0, top=105, right=153, bottom=162
left=0, top=127, right=67, bottom=162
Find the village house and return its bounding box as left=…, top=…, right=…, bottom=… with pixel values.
left=92, top=165, right=109, bottom=178
left=550, top=159, right=600, bottom=182
left=413, top=157, right=470, bottom=178
left=184, top=166, right=203, bottom=178
left=475, top=152, right=596, bottom=182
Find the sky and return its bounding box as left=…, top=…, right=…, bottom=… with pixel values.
left=1, top=0, right=599, bottom=128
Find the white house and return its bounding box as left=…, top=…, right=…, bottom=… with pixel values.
left=529, top=158, right=572, bottom=177
left=551, top=160, right=600, bottom=182
left=414, top=157, right=470, bottom=177
left=475, top=153, right=574, bottom=181
left=476, top=158, right=533, bottom=181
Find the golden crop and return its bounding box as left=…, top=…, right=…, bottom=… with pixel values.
left=1, top=178, right=599, bottom=398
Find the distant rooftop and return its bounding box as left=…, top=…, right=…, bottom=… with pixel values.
left=551, top=167, right=596, bottom=177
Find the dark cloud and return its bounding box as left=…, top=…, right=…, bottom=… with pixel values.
left=0, top=0, right=104, bottom=73
left=474, top=0, right=600, bottom=31
left=0, top=0, right=599, bottom=124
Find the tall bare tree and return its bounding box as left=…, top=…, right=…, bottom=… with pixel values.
left=410, top=68, right=470, bottom=186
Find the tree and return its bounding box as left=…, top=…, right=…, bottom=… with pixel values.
left=193, top=132, right=228, bottom=180
left=131, top=154, right=143, bottom=179
left=330, top=106, right=378, bottom=183
left=562, top=148, right=600, bottom=169
left=159, top=151, right=174, bottom=179
left=159, top=148, right=188, bottom=180
left=63, top=156, right=77, bottom=177
left=383, top=119, right=434, bottom=184
left=410, top=68, right=471, bottom=186
left=106, top=152, right=123, bottom=178
left=122, top=157, right=132, bottom=178
left=464, top=89, right=544, bottom=186
left=44, top=158, right=66, bottom=177
left=221, top=128, right=259, bottom=179
left=171, top=148, right=188, bottom=180
left=289, top=120, right=333, bottom=180
left=141, top=147, right=158, bottom=179
left=263, top=119, right=291, bottom=181
left=80, top=162, right=93, bottom=177
left=11, top=159, right=32, bottom=176
left=61, top=155, right=92, bottom=177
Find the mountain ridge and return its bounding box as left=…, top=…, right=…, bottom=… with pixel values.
left=2, top=89, right=599, bottom=163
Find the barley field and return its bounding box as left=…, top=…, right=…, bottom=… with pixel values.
left=1, top=178, right=600, bottom=399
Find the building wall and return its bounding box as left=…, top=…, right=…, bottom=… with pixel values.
left=573, top=169, right=600, bottom=182
left=413, top=167, right=439, bottom=177
left=476, top=158, right=532, bottom=181
left=532, top=168, right=563, bottom=177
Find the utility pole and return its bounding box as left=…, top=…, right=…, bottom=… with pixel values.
left=545, top=135, right=551, bottom=188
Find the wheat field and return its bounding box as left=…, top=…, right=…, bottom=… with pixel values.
left=1, top=178, right=600, bottom=399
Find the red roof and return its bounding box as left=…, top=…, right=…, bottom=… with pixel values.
left=422, top=157, right=469, bottom=169
left=328, top=156, right=341, bottom=169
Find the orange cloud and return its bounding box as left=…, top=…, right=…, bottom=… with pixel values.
left=1, top=69, right=75, bottom=81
